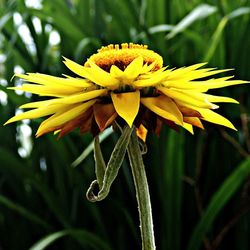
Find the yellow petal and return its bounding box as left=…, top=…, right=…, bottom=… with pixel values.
left=15, top=73, right=91, bottom=88
left=203, top=94, right=239, bottom=104
left=166, top=77, right=247, bottom=92
left=164, top=63, right=208, bottom=80
left=134, top=70, right=168, bottom=87
left=63, top=57, right=92, bottom=79
left=182, top=122, right=194, bottom=134
left=46, top=89, right=107, bottom=105
left=36, top=100, right=96, bottom=136
left=158, top=87, right=218, bottom=109
left=20, top=100, right=54, bottom=109
left=141, top=61, right=157, bottom=74
left=183, top=117, right=204, bottom=129
left=169, top=68, right=232, bottom=81
left=10, top=84, right=80, bottom=97
left=196, top=108, right=237, bottom=130
left=111, top=91, right=140, bottom=127
left=4, top=104, right=66, bottom=124
left=110, top=65, right=124, bottom=78
left=64, top=57, right=118, bottom=87
left=124, top=56, right=143, bottom=79
left=141, top=95, right=183, bottom=125
left=87, top=60, right=120, bottom=88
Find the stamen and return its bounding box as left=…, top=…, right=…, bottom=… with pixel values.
left=86, top=43, right=163, bottom=72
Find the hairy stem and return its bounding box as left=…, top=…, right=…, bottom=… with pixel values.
left=127, top=129, right=156, bottom=250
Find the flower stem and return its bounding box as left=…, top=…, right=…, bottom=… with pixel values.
left=127, top=129, right=156, bottom=250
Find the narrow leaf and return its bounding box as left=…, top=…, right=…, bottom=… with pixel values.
left=188, top=158, right=250, bottom=250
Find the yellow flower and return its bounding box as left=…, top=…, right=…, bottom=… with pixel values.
left=5, top=43, right=247, bottom=139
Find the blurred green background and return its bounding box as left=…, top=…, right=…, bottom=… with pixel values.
left=0, top=0, right=250, bottom=249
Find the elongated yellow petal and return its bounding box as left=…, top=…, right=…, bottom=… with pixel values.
left=20, top=100, right=54, bottom=109
left=4, top=104, right=67, bottom=124
left=141, top=95, right=183, bottom=125
left=46, top=89, right=107, bottom=105
left=134, top=71, right=168, bottom=87
left=168, top=68, right=232, bottom=81
left=163, top=63, right=207, bottom=79
left=36, top=100, right=96, bottom=137
left=15, top=73, right=91, bottom=88
left=63, top=57, right=92, bottom=79
left=158, top=87, right=218, bottom=109
left=203, top=94, right=239, bottom=103
left=165, top=77, right=247, bottom=92
left=196, top=108, right=236, bottom=130
left=111, top=91, right=140, bottom=127
left=11, top=84, right=80, bottom=97
left=64, top=57, right=118, bottom=87
left=182, top=122, right=194, bottom=134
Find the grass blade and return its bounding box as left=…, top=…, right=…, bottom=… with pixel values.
left=0, top=195, right=51, bottom=229
left=29, top=229, right=111, bottom=250
left=187, top=158, right=250, bottom=250
left=71, top=127, right=113, bottom=168
left=166, top=4, right=217, bottom=40
left=203, top=7, right=250, bottom=62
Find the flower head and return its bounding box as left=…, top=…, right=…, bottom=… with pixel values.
left=5, top=43, right=247, bottom=140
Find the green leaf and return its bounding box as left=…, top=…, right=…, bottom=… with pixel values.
left=71, top=127, right=113, bottom=168
left=203, top=7, right=250, bottom=62
left=0, top=195, right=51, bottom=229
left=161, top=129, right=184, bottom=250
left=148, top=24, right=174, bottom=34
left=86, top=126, right=133, bottom=202
left=187, top=158, right=250, bottom=250
left=166, top=4, right=217, bottom=40
left=29, top=229, right=111, bottom=250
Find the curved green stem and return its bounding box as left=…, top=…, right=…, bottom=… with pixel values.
left=127, top=129, right=156, bottom=250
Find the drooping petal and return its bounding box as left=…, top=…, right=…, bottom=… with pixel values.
left=196, top=108, right=236, bottom=130
left=182, top=123, right=194, bottom=134
left=136, top=124, right=148, bottom=142
left=36, top=100, right=96, bottom=137
left=183, top=117, right=204, bottom=129
left=59, top=108, right=93, bottom=137
left=4, top=104, right=67, bottom=124
left=141, top=95, right=183, bottom=125
left=94, top=103, right=117, bottom=131
left=111, top=91, right=140, bottom=127
left=177, top=105, right=202, bottom=117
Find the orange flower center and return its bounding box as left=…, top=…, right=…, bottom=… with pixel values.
left=85, top=43, right=163, bottom=72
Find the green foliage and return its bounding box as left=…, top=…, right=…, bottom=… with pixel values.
left=0, top=0, right=250, bottom=249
